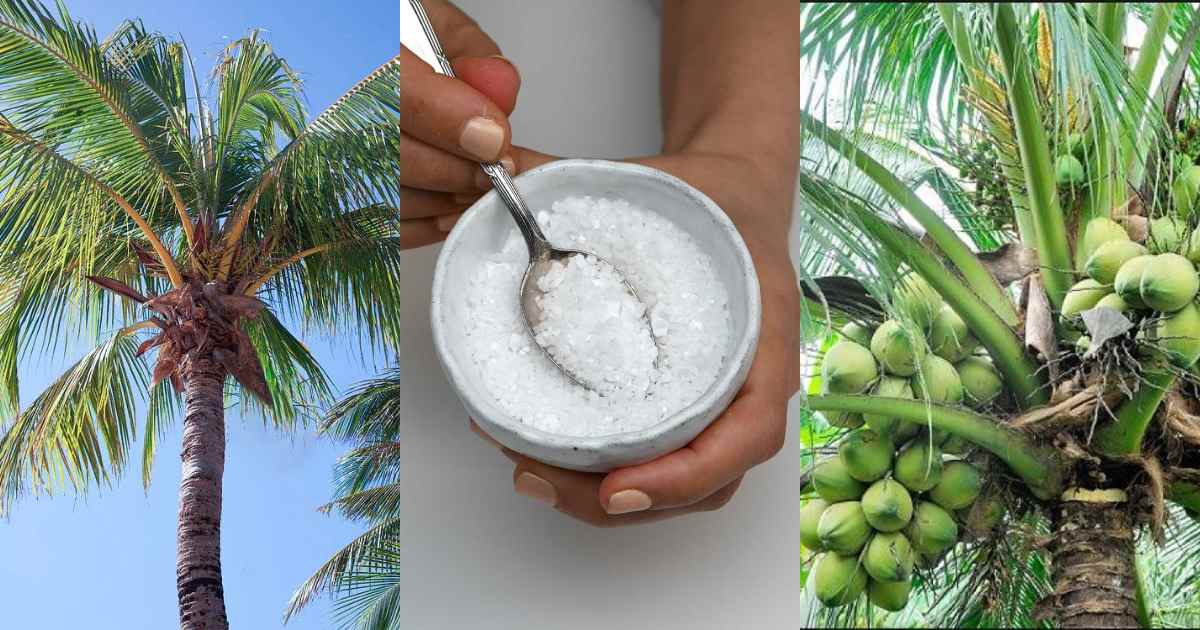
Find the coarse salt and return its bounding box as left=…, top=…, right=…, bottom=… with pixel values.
left=463, top=195, right=731, bottom=437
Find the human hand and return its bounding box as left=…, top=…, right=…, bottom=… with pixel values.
left=400, top=0, right=523, bottom=249
left=473, top=151, right=800, bottom=527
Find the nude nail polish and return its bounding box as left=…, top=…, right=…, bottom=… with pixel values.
left=514, top=472, right=556, bottom=506
left=460, top=117, right=504, bottom=161
left=606, top=489, right=652, bottom=515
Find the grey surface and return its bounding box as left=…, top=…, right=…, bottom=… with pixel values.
left=400, top=2, right=802, bottom=628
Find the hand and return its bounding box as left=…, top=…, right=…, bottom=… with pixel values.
left=473, top=151, right=800, bottom=527
left=400, top=0, right=523, bottom=249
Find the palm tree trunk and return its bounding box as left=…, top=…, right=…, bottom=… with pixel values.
left=1050, top=495, right=1139, bottom=628
left=176, top=354, right=230, bottom=629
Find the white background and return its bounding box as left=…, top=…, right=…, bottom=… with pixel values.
left=399, top=1, right=803, bottom=628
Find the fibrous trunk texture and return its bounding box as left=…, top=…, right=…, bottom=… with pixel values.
left=176, top=354, right=230, bottom=630
left=1050, top=496, right=1139, bottom=628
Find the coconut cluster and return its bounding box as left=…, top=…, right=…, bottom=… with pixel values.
left=1065, top=216, right=1200, bottom=368
left=806, top=273, right=1008, bottom=611
left=803, top=431, right=996, bottom=611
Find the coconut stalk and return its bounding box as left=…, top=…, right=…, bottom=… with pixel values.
left=936, top=3, right=1037, bottom=246
left=1094, top=370, right=1177, bottom=456
left=807, top=394, right=1065, bottom=500
left=994, top=3, right=1074, bottom=309
left=798, top=110, right=1020, bottom=327
left=849, top=205, right=1049, bottom=408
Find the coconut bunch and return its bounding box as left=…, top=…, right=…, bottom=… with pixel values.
left=820, top=273, right=1007, bottom=432
left=1063, top=215, right=1200, bottom=368
left=802, top=428, right=1000, bottom=611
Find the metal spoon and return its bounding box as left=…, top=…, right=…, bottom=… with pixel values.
left=405, top=0, right=658, bottom=392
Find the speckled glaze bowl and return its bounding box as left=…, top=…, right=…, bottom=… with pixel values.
left=431, top=159, right=761, bottom=472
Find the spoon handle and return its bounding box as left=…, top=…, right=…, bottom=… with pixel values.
left=403, top=0, right=550, bottom=258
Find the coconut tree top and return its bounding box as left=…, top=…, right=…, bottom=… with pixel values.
left=0, top=1, right=398, bottom=627
left=799, top=3, right=1200, bottom=627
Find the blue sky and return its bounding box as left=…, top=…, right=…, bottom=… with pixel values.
left=0, top=1, right=396, bottom=628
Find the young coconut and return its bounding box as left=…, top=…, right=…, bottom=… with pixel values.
left=800, top=498, right=831, bottom=551
left=864, top=377, right=918, bottom=440
left=940, top=434, right=971, bottom=455
left=894, top=272, right=943, bottom=330
left=868, top=578, right=912, bottom=612
left=1061, top=278, right=1111, bottom=318
left=1139, top=253, right=1199, bottom=312
left=863, top=531, right=916, bottom=583
left=1114, top=254, right=1155, bottom=308
left=1149, top=216, right=1189, bottom=254
left=861, top=478, right=914, bottom=532
left=906, top=501, right=960, bottom=555
left=928, top=461, right=982, bottom=511
left=840, top=321, right=874, bottom=347
left=839, top=430, right=895, bottom=482
left=1079, top=216, right=1130, bottom=264
left=893, top=440, right=943, bottom=493
left=811, top=552, right=868, bottom=607
left=1094, top=292, right=1130, bottom=313
left=911, top=354, right=964, bottom=404
left=1153, top=301, right=1200, bottom=368
left=1054, top=154, right=1085, bottom=188
left=1186, top=229, right=1200, bottom=263
left=1172, top=164, right=1200, bottom=218
left=812, top=458, right=867, bottom=503
left=956, top=356, right=1003, bottom=407
left=870, top=320, right=926, bottom=377
left=817, top=501, right=871, bottom=555
left=928, top=305, right=978, bottom=362
left=1085, top=239, right=1147, bottom=284
left=821, top=340, right=878, bottom=394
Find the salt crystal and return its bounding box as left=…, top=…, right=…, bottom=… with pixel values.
left=462, top=195, right=731, bottom=437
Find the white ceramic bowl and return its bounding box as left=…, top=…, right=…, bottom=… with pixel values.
left=431, top=159, right=760, bottom=472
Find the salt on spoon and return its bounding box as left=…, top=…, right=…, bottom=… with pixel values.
left=407, top=0, right=659, bottom=393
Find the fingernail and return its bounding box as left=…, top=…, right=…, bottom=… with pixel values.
left=474, top=156, right=516, bottom=189
left=436, top=213, right=462, bottom=232
left=605, top=489, right=652, bottom=515
left=514, top=472, right=556, bottom=506
left=460, top=117, right=505, bottom=161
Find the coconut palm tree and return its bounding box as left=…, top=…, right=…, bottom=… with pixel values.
left=799, top=3, right=1200, bottom=627
left=0, top=1, right=399, bottom=627
left=285, top=368, right=401, bottom=629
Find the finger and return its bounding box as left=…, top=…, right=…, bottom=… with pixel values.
left=470, top=422, right=742, bottom=527
left=510, top=146, right=559, bottom=173
left=454, top=56, right=520, bottom=115
left=401, top=47, right=512, bottom=162
left=420, top=0, right=501, bottom=58
left=400, top=186, right=466, bottom=220
left=598, top=388, right=788, bottom=513
left=400, top=216, right=457, bottom=250
left=401, top=133, right=514, bottom=192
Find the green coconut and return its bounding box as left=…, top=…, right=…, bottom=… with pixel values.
left=868, top=578, right=912, bottom=612
left=817, top=501, right=871, bottom=555
left=861, top=478, right=914, bottom=532
left=1172, top=164, right=1200, bottom=218
left=956, top=356, right=1003, bottom=407
left=928, top=461, right=982, bottom=511
left=911, top=354, right=964, bottom=404
left=906, top=501, right=960, bottom=555
left=941, top=435, right=971, bottom=455
left=1094, top=292, right=1129, bottom=313
left=1114, top=254, right=1155, bottom=308
left=864, top=531, right=916, bottom=583
left=864, top=377, right=914, bottom=437
left=870, top=320, right=926, bottom=377
left=1055, top=154, right=1085, bottom=187
left=822, top=340, right=878, bottom=394
left=1067, top=132, right=1086, bottom=158
left=893, top=440, right=944, bottom=493
left=840, top=321, right=874, bottom=347
left=1139, top=253, right=1199, bottom=312
left=1061, top=278, right=1111, bottom=318
left=1186, top=229, right=1200, bottom=263
left=1085, top=239, right=1147, bottom=284
left=800, top=498, right=831, bottom=551
left=894, top=273, right=943, bottom=330
left=813, top=458, right=867, bottom=503
left=811, top=553, right=868, bottom=607
left=1154, top=301, right=1200, bottom=368
left=928, top=305, right=978, bottom=362
left=839, top=430, right=895, bottom=483
left=1079, top=217, right=1130, bottom=264
left=1150, top=216, right=1189, bottom=254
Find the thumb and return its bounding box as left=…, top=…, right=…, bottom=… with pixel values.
left=453, top=56, right=520, bottom=115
